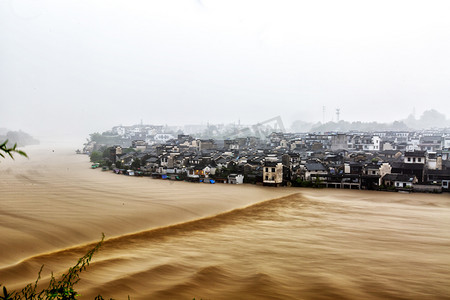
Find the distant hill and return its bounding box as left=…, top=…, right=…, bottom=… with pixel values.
left=0, top=130, right=39, bottom=147
left=403, top=109, right=450, bottom=130
left=290, top=109, right=449, bottom=133
left=308, top=120, right=410, bottom=133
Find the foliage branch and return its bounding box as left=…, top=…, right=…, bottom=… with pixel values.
left=0, top=140, right=28, bottom=160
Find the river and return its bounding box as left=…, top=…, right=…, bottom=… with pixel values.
left=1, top=145, right=449, bottom=299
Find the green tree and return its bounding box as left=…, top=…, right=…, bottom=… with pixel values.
left=88, top=133, right=103, bottom=143
left=89, top=151, right=103, bottom=163
left=313, top=176, right=323, bottom=188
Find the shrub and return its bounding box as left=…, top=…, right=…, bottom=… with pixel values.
left=1, top=234, right=106, bottom=300
left=89, top=151, right=103, bottom=163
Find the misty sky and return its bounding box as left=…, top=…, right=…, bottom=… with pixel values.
left=1, top=0, right=450, bottom=139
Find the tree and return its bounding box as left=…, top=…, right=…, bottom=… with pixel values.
left=131, top=158, right=141, bottom=170
left=0, top=140, right=28, bottom=160
left=102, top=147, right=112, bottom=159
left=419, top=109, right=448, bottom=128
left=313, top=176, right=323, bottom=188
left=89, top=151, right=103, bottom=163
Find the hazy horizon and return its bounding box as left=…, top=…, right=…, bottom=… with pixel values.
left=2, top=1, right=450, bottom=140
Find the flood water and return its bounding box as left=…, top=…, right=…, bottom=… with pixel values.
left=1, top=145, right=449, bottom=299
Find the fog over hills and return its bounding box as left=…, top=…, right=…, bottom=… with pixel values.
left=291, top=109, right=450, bottom=133
left=0, top=130, right=40, bottom=147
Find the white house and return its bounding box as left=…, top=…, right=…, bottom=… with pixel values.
left=228, top=174, right=244, bottom=184
left=404, top=150, right=426, bottom=164
left=382, top=174, right=417, bottom=189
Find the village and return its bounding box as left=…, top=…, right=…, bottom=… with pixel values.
left=83, top=124, right=450, bottom=193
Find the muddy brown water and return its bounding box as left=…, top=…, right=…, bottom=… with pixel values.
left=1, top=145, right=449, bottom=299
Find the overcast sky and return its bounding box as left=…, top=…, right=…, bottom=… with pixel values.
left=1, top=0, right=450, bottom=139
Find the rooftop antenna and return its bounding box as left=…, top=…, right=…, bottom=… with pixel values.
left=336, top=108, right=340, bottom=122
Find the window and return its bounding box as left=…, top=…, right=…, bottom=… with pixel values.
left=407, top=157, right=411, bottom=162
left=413, top=158, right=416, bottom=162
left=418, top=158, right=421, bottom=162
left=265, top=167, right=269, bottom=172
left=265, top=175, right=268, bottom=180
left=272, top=167, right=275, bottom=172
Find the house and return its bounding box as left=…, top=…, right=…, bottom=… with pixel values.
left=442, top=180, right=450, bottom=191
left=228, top=174, right=244, bottom=184
left=441, top=148, right=450, bottom=161
left=362, top=162, right=391, bottom=186
left=263, top=161, right=283, bottom=186
left=345, top=162, right=364, bottom=175
left=145, top=156, right=159, bottom=169
left=303, top=162, right=328, bottom=181
left=425, top=169, right=450, bottom=189
left=420, top=136, right=442, bottom=152
left=399, top=150, right=426, bottom=182
left=426, top=152, right=442, bottom=170
left=198, top=139, right=216, bottom=150
left=186, top=166, right=205, bottom=180
left=159, top=154, right=170, bottom=167
left=382, top=173, right=417, bottom=189
left=404, top=150, right=426, bottom=164
left=378, top=150, right=402, bottom=160
left=442, top=136, right=450, bottom=150
left=325, top=173, right=361, bottom=189
left=331, top=134, right=348, bottom=151
left=224, top=139, right=240, bottom=150
left=364, top=163, right=380, bottom=176
left=131, top=140, right=147, bottom=151
left=117, top=152, right=135, bottom=167
left=109, top=145, right=122, bottom=163
left=352, top=135, right=381, bottom=151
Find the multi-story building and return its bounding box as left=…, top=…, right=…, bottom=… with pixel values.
left=263, top=161, right=283, bottom=186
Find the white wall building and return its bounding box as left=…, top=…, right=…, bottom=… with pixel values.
left=228, top=174, right=244, bottom=184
